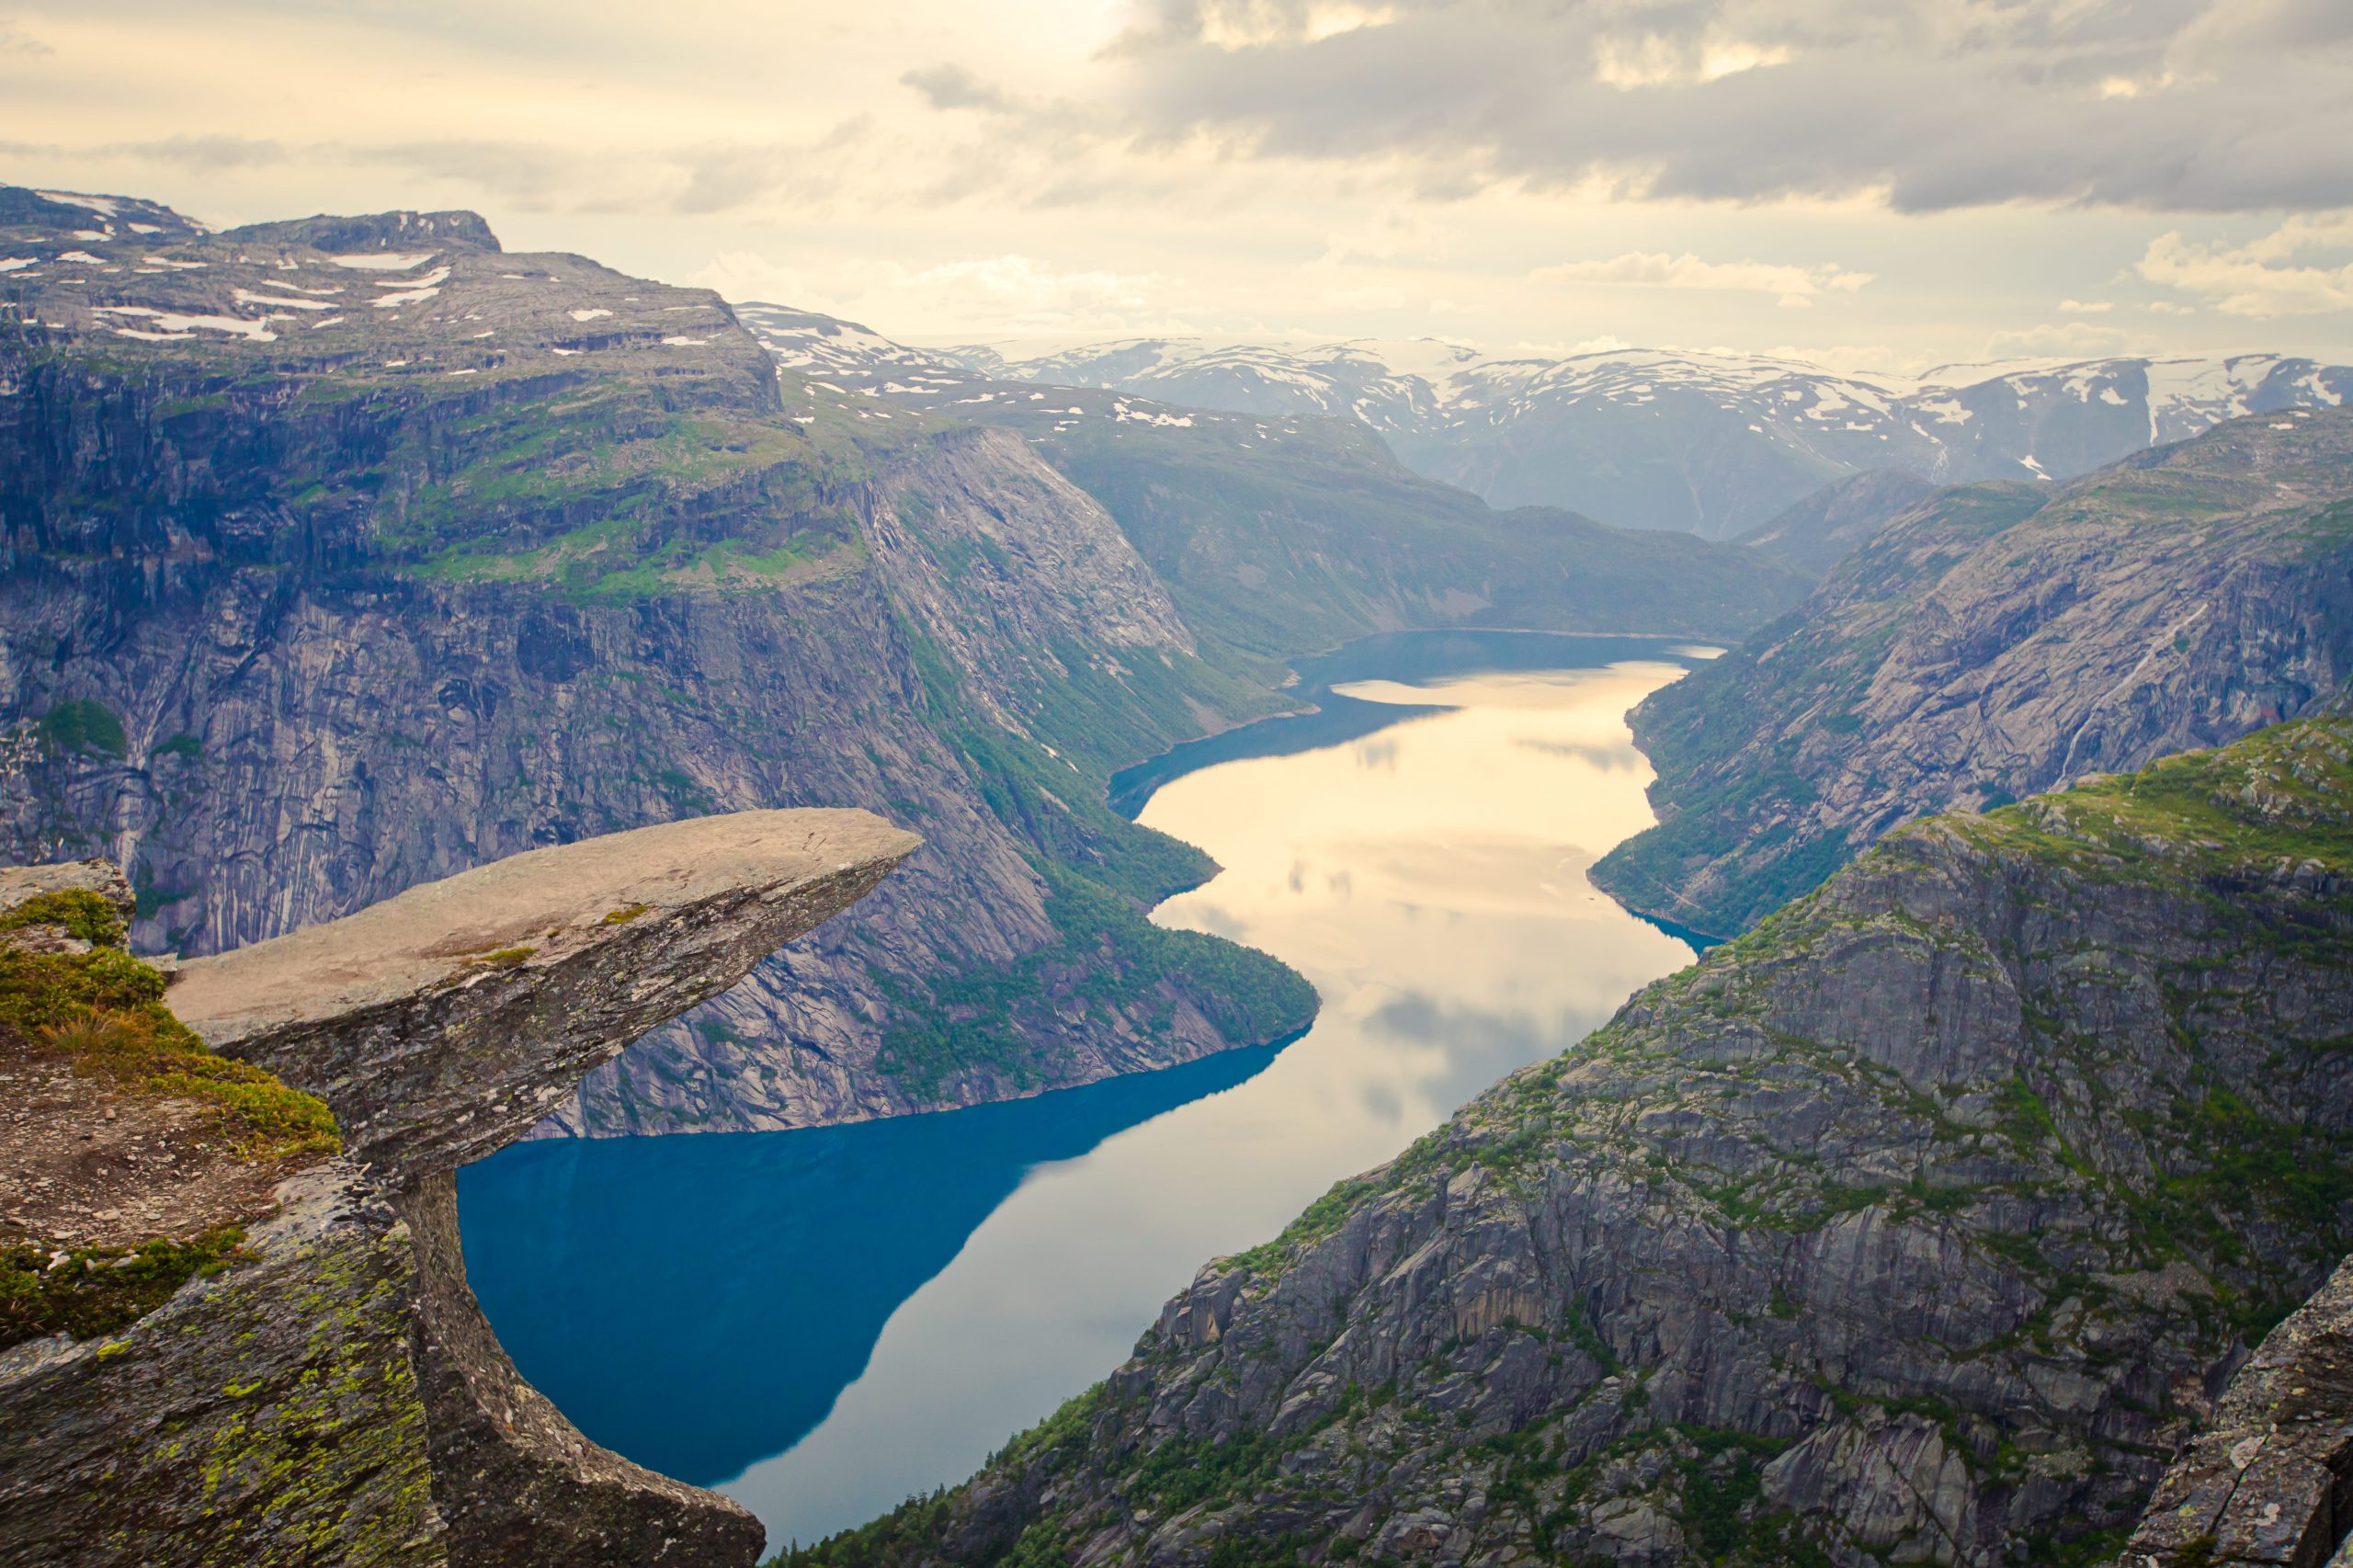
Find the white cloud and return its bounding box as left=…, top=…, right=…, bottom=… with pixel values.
left=892, top=255, right=1189, bottom=334
left=1594, top=33, right=1792, bottom=90
left=1983, top=321, right=2133, bottom=358
left=2057, top=298, right=2114, bottom=313
left=1530, top=251, right=1872, bottom=304
left=691, top=250, right=840, bottom=312
left=2136, top=211, right=2353, bottom=317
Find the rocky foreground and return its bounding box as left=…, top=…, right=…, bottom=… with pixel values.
left=0, top=809, right=915, bottom=1566
left=796, top=718, right=2353, bottom=1568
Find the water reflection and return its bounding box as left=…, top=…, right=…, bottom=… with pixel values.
left=458, top=631, right=1714, bottom=1551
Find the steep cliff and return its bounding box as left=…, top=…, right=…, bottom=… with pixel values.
left=1593, top=409, right=2353, bottom=937
left=793, top=717, right=2353, bottom=1568
left=0, top=810, right=914, bottom=1566
left=0, top=186, right=1313, bottom=1135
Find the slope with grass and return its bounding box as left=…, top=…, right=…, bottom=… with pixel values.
left=1592, top=408, right=2353, bottom=937
left=785, top=717, right=2353, bottom=1568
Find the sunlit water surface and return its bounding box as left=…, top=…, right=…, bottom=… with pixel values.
left=458, top=631, right=1715, bottom=1550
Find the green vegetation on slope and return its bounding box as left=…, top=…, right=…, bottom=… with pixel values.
left=0, top=891, right=338, bottom=1161
left=783, top=716, right=2353, bottom=1566
left=874, top=864, right=1316, bottom=1096
left=0, top=1226, right=251, bottom=1351
left=1595, top=411, right=2353, bottom=937
left=1025, top=411, right=1811, bottom=675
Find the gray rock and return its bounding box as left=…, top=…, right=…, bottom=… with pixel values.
left=0, top=808, right=914, bottom=1567
left=2120, top=1256, right=2353, bottom=1567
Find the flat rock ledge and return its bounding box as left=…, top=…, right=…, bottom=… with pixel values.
left=2122, top=1255, right=2353, bottom=1568
left=0, top=810, right=917, bottom=1568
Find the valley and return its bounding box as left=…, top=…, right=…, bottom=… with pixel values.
left=2, top=169, right=2350, bottom=1568
left=457, top=631, right=1716, bottom=1548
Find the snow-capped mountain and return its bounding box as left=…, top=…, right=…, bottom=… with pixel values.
left=924, top=337, right=2353, bottom=538
left=728, top=304, right=2352, bottom=538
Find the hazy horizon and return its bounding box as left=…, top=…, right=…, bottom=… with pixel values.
left=6, top=1, right=2350, bottom=371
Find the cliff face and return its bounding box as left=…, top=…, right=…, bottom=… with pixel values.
left=804, top=718, right=2353, bottom=1568
left=0, top=187, right=1311, bottom=1135
left=0, top=811, right=915, bottom=1566
left=1593, top=410, right=2353, bottom=937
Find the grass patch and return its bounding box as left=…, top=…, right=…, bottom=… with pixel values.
left=1, top=931, right=337, bottom=1163
left=0, top=1225, right=251, bottom=1351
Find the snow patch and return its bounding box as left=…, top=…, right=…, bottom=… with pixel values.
left=93, top=306, right=278, bottom=343
left=234, top=288, right=336, bottom=312
left=569, top=308, right=613, bottom=322
left=331, top=253, right=438, bottom=271
left=39, top=191, right=120, bottom=217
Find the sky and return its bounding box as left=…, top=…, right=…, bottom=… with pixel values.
left=4, top=0, right=2351, bottom=373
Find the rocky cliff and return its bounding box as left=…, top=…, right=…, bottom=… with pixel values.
left=0, top=809, right=915, bottom=1566
left=2122, top=1254, right=2353, bottom=1568
left=1593, top=408, right=2353, bottom=937
left=0, top=186, right=1320, bottom=1137
left=791, top=717, right=2353, bottom=1568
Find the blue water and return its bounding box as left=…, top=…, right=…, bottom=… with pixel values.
left=458, top=630, right=1717, bottom=1549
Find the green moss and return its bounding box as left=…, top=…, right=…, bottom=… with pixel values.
left=0, top=1226, right=251, bottom=1351
left=0, top=888, right=128, bottom=947
left=462, top=946, right=535, bottom=970
left=0, top=942, right=339, bottom=1161
left=601, top=903, right=651, bottom=925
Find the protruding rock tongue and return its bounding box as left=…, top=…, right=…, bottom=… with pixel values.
left=171, top=807, right=919, bottom=1187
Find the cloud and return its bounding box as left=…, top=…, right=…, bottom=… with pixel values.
left=892, top=254, right=1189, bottom=333
left=2135, top=211, right=2353, bottom=316
left=1531, top=251, right=1871, bottom=307
left=1088, top=0, right=2353, bottom=213
left=690, top=251, right=842, bottom=313
left=1983, top=322, right=2134, bottom=358
left=2057, top=299, right=2114, bottom=313
left=901, top=63, right=1014, bottom=113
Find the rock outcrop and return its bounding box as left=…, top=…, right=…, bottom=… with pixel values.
left=2122, top=1257, right=2353, bottom=1568
left=0, top=808, right=915, bottom=1567
left=1594, top=408, right=2353, bottom=937
left=796, top=719, right=2353, bottom=1568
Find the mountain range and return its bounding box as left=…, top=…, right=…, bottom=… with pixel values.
left=0, top=188, right=1792, bottom=1140
left=745, top=310, right=2352, bottom=540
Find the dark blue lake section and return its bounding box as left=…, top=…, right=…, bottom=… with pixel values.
left=458, top=1040, right=1280, bottom=1487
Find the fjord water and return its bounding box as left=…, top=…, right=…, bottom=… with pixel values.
left=456, top=631, right=1714, bottom=1549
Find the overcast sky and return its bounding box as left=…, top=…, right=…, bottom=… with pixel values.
left=6, top=0, right=2351, bottom=371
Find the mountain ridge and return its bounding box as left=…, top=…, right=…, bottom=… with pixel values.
left=1590, top=405, right=2353, bottom=937
left=892, top=332, right=2353, bottom=538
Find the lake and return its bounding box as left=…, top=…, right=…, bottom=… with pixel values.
left=456, top=630, right=1716, bottom=1550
